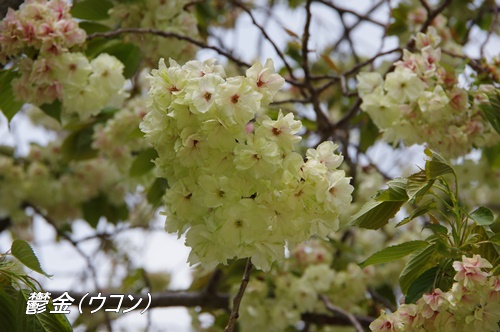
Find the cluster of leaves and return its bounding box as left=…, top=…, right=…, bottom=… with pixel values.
left=351, top=149, right=499, bottom=302
left=0, top=240, right=70, bottom=331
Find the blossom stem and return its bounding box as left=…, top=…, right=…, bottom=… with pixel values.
left=224, top=258, right=253, bottom=332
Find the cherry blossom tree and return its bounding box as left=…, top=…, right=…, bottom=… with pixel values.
left=0, top=0, right=499, bottom=331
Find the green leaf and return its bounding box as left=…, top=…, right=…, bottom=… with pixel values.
left=0, top=69, right=23, bottom=122
left=78, top=21, right=110, bottom=34
left=472, top=226, right=498, bottom=264
left=479, top=93, right=500, bottom=135
left=425, top=224, right=449, bottom=236
left=359, top=241, right=429, bottom=268
left=129, top=148, right=158, bottom=177
left=424, top=149, right=454, bottom=179
left=147, top=178, right=169, bottom=207
left=349, top=200, right=405, bottom=230
left=373, top=178, right=408, bottom=202
left=61, top=125, right=98, bottom=162
left=488, top=233, right=500, bottom=246
left=406, top=170, right=435, bottom=203
left=358, top=115, right=379, bottom=153
left=483, top=143, right=500, bottom=168
left=470, top=206, right=494, bottom=226
left=40, top=100, right=62, bottom=124
left=0, top=287, right=16, bottom=331
left=70, top=0, right=113, bottom=20
left=10, top=240, right=51, bottom=277
left=82, top=194, right=129, bottom=228
left=397, top=201, right=436, bottom=227
left=16, top=290, right=72, bottom=332
left=399, top=243, right=436, bottom=294
left=94, top=42, right=142, bottom=79
left=405, top=266, right=439, bottom=304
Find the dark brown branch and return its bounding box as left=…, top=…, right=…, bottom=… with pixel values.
left=301, top=0, right=332, bottom=138
left=321, top=295, right=364, bottom=332
left=316, top=0, right=386, bottom=28
left=224, top=258, right=253, bottom=332
left=87, top=28, right=250, bottom=68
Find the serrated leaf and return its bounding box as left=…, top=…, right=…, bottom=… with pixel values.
left=479, top=93, right=500, bottom=135
left=70, top=0, right=113, bottom=20
left=129, top=148, right=158, bottom=177
left=397, top=201, right=436, bottom=227
left=359, top=241, right=429, bottom=268
left=399, top=243, right=436, bottom=294
left=425, top=224, right=449, bottom=236
left=405, top=266, right=439, bottom=304
left=147, top=178, right=169, bottom=207
left=349, top=200, right=405, bottom=230
left=374, top=178, right=408, bottom=202
left=470, top=206, right=494, bottom=225
left=407, top=170, right=435, bottom=203
left=425, top=149, right=454, bottom=179
left=11, top=240, right=51, bottom=277
left=40, top=100, right=62, bottom=124
left=0, top=69, right=23, bottom=122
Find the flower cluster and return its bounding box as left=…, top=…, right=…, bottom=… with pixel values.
left=0, top=0, right=85, bottom=62
left=108, top=0, right=198, bottom=67
left=370, top=255, right=500, bottom=332
left=0, top=0, right=127, bottom=120
left=141, top=58, right=353, bottom=271
left=13, top=52, right=127, bottom=119
left=0, top=141, right=126, bottom=227
left=357, top=28, right=500, bottom=157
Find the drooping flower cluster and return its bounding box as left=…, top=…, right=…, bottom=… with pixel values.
left=370, top=255, right=500, bottom=332
left=0, top=0, right=127, bottom=119
left=357, top=28, right=500, bottom=157
left=108, top=0, right=198, bottom=67
left=141, top=58, right=353, bottom=271
left=0, top=0, right=85, bottom=61
left=237, top=247, right=370, bottom=332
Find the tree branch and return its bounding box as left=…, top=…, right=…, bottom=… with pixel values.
left=87, top=28, right=250, bottom=69
left=224, top=258, right=253, bottom=332
left=320, top=295, right=364, bottom=332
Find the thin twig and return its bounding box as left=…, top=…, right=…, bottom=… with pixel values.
left=87, top=28, right=250, bottom=68
left=29, top=204, right=114, bottom=332
left=232, top=0, right=297, bottom=81
left=224, top=258, right=253, bottom=332
left=321, top=295, right=364, bottom=332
